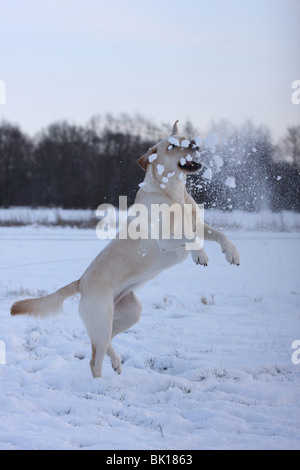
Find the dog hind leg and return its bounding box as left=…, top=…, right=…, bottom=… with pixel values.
left=106, top=344, right=122, bottom=374
left=106, top=292, right=142, bottom=374
left=79, top=294, right=113, bottom=378
left=112, top=292, right=142, bottom=338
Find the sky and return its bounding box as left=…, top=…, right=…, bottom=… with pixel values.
left=0, top=0, right=299, bottom=141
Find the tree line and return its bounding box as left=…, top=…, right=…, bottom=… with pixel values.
left=0, top=114, right=299, bottom=212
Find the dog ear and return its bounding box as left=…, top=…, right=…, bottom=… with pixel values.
left=171, top=120, right=179, bottom=136
left=137, top=146, right=158, bottom=171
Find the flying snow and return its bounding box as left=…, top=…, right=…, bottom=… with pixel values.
left=204, top=133, right=218, bottom=150
left=225, top=177, right=236, bottom=189
left=168, top=137, right=180, bottom=147
left=213, top=155, right=224, bottom=169
left=194, top=136, right=202, bottom=148
left=181, top=139, right=190, bottom=148
left=203, top=168, right=213, bottom=181
left=156, top=164, right=165, bottom=175
left=148, top=153, right=157, bottom=163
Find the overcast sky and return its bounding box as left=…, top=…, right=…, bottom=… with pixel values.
left=0, top=0, right=299, bottom=140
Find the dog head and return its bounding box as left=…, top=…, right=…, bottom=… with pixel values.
left=137, top=120, right=203, bottom=176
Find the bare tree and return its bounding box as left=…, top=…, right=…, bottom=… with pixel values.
left=0, top=122, right=34, bottom=207
left=1, top=114, right=299, bottom=212
left=280, top=126, right=300, bottom=167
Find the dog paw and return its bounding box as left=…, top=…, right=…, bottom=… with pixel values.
left=111, top=355, right=122, bottom=374
left=221, top=240, right=240, bottom=266
left=192, top=248, right=209, bottom=266
left=114, top=365, right=122, bottom=374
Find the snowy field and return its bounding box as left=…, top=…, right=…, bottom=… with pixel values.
left=0, top=217, right=300, bottom=449
left=1, top=206, right=300, bottom=232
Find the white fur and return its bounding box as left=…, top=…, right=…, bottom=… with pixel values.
left=11, top=123, right=240, bottom=378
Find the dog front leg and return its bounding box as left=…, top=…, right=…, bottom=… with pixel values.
left=204, top=223, right=240, bottom=265
left=191, top=248, right=209, bottom=266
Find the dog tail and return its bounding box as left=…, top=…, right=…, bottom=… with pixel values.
left=11, top=280, right=80, bottom=318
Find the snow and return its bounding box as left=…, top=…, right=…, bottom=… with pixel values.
left=168, top=138, right=180, bottom=147
left=225, top=177, right=236, bottom=189
left=0, top=207, right=96, bottom=226
left=148, top=154, right=157, bottom=163
left=203, top=168, right=213, bottom=181
left=1, top=207, right=300, bottom=232
left=156, top=165, right=164, bottom=176
left=204, top=133, right=218, bottom=150
left=194, top=136, right=202, bottom=148
left=213, top=155, right=224, bottom=169
left=0, top=215, right=300, bottom=450
left=204, top=210, right=300, bottom=232
left=181, top=140, right=190, bottom=148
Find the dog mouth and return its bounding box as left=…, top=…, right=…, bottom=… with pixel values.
left=178, top=159, right=202, bottom=172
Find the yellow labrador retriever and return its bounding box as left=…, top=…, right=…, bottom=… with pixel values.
left=11, top=121, right=240, bottom=378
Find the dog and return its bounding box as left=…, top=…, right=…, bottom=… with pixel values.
left=11, top=121, right=240, bottom=378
